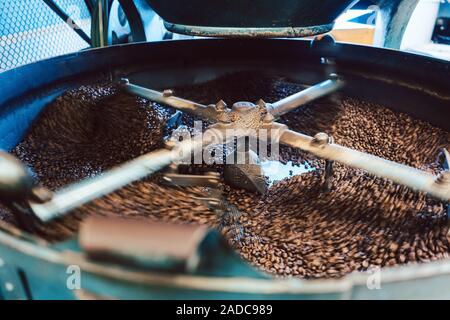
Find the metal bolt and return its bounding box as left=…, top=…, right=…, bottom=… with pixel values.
left=163, top=89, right=174, bottom=97
left=312, top=132, right=330, bottom=146
left=118, top=78, right=129, bottom=86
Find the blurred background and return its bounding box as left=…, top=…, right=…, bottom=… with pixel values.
left=0, top=0, right=449, bottom=72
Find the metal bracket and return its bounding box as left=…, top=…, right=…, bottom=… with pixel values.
left=162, top=171, right=220, bottom=188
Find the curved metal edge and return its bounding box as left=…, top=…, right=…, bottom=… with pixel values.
left=164, top=21, right=334, bottom=38
left=117, top=0, right=156, bottom=42
left=0, top=228, right=350, bottom=296
left=1, top=224, right=450, bottom=297
left=370, top=0, right=420, bottom=49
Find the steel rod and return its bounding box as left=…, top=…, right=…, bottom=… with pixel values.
left=121, top=80, right=218, bottom=122
left=84, top=0, right=94, bottom=15
left=269, top=76, right=344, bottom=118
left=43, top=0, right=92, bottom=45
left=280, top=130, right=450, bottom=202
left=29, top=139, right=200, bottom=222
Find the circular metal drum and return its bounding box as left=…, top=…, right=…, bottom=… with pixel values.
left=0, top=39, right=449, bottom=299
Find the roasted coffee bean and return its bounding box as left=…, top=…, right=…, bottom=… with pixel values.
left=1, top=72, right=449, bottom=279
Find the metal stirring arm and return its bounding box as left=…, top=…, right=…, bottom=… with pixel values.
left=122, top=77, right=449, bottom=201
left=279, top=130, right=450, bottom=202
left=120, top=79, right=220, bottom=122
left=38, top=74, right=449, bottom=219
left=0, top=138, right=201, bottom=223
left=267, top=74, right=344, bottom=119
left=121, top=75, right=343, bottom=123
left=0, top=128, right=234, bottom=223
left=29, top=145, right=190, bottom=222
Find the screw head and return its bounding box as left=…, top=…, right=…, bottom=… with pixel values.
left=313, top=132, right=330, bottom=146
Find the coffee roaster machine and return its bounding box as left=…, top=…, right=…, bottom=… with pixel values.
left=0, top=0, right=449, bottom=300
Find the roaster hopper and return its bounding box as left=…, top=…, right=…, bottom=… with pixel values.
left=0, top=0, right=449, bottom=299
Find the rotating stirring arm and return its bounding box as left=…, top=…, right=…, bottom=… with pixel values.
left=279, top=130, right=450, bottom=202
left=120, top=79, right=220, bottom=122
left=121, top=77, right=450, bottom=202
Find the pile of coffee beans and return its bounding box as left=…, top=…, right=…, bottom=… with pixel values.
left=1, top=72, right=449, bottom=279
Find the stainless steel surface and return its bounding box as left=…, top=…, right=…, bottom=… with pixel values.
left=29, top=139, right=201, bottom=222
left=162, top=172, right=220, bottom=188
left=280, top=130, right=450, bottom=202
left=268, top=75, right=344, bottom=118
left=121, top=79, right=219, bottom=121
